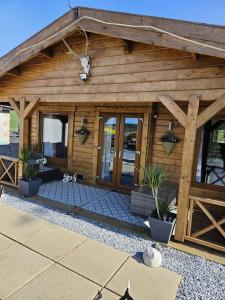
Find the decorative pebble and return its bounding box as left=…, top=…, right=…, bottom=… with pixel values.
left=143, top=247, right=162, bottom=267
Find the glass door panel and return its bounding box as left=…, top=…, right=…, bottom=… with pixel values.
left=119, top=117, right=142, bottom=187
left=98, top=114, right=143, bottom=189
left=100, top=116, right=117, bottom=183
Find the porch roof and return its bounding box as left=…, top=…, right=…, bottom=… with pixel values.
left=1, top=6, right=225, bottom=80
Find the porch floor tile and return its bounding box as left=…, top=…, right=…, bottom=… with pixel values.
left=38, top=181, right=145, bottom=228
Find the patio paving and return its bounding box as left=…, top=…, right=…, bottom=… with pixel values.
left=0, top=202, right=181, bottom=300
left=38, top=181, right=145, bottom=227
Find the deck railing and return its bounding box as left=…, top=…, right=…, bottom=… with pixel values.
left=185, top=195, right=225, bottom=252
left=0, top=155, right=19, bottom=187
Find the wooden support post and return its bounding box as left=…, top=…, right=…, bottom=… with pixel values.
left=175, top=95, right=200, bottom=242
left=18, top=98, right=29, bottom=177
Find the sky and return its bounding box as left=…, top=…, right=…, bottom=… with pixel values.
left=1, top=0, right=225, bottom=57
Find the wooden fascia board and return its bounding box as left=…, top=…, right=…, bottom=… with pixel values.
left=78, top=7, right=225, bottom=46
left=77, top=18, right=225, bottom=60
left=197, top=94, right=225, bottom=128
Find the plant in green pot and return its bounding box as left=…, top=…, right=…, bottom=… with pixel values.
left=18, top=147, right=42, bottom=197
left=144, top=164, right=176, bottom=243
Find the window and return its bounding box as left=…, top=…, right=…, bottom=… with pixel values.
left=0, top=106, right=19, bottom=157
left=42, top=114, right=68, bottom=160
left=196, top=119, right=225, bottom=187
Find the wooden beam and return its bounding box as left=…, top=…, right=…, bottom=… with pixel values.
left=175, top=95, right=200, bottom=242
left=191, top=53, right=198, bottom=63
left=8, top=97, right=20, bottom=116
left=24, top=98, right=40, bottom=119
left=6, top=67, right=20, bottom=77
left=122, top=39, right=132, bottom=53
left=39, top=48, right=53, bottom=58
left=197, top=94, right=225, bottom=129
left=158, top=95, right=187, bottom=127
left=185, top=236, right=225, bottom=253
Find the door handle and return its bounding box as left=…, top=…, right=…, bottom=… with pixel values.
left=136, top=151, right=141, bottom=155
left=119, top=150, right=121, bottom=158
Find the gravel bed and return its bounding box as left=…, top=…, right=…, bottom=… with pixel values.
left=0, top=192, right=224, bottom=300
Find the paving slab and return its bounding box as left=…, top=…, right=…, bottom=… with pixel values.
left=106, top=257, right=182, bottom=300
left=0, top=203, right=50, bottom=242
left=100, top=289, right=120, bottom=299
left=0, top=243, right=53, bottom=299
left=23, top=225, right=88, bottom=260
left=8, top=264, right=100, bottom=300
left=0, top=234, right=15, bottom=252
left=60, top=239, right=129, bottom=286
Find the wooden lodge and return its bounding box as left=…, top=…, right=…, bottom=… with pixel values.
left=0, top=7, right=224, bottom=252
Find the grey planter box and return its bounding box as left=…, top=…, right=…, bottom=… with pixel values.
left=131, top=181, right=177, bottom=217
left=18, top=178, right=42, bottom=197
left=149, top=215, right=176, bottom=244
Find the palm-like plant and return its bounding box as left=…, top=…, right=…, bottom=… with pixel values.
left=144, top=165, right=168, bottom=219
left=19, top=147, right=36, bottom=181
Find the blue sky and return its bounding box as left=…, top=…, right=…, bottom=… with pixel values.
left=1, top=0, right=225, bottom=57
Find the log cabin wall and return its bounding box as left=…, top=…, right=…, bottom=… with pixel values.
left=0, top=32, right=225, bottom=187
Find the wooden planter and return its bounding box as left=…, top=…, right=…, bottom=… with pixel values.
left=131, top=181, right=177, bottom=217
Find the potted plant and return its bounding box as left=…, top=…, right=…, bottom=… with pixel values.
left=160, top=131, right=179, bottom=155
left=144, top=164, right=176, bottom=243
left=18, top=147, right=42, bottom=197
left=76, top=126, right=90, bottom=144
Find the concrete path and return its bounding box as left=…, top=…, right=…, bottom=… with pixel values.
left=0, top=202, right=181, bottom=300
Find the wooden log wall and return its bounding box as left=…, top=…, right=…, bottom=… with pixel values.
left=0, top=32, right=225, bottom=188
left=2, top=32, right=225, bottom=103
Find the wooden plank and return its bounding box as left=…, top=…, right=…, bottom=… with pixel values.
left=158, top=95, right=187, bottom=127
left=24, top=98, right=40, bottom=119
left=197, top=94, right=225, bottom=128
left=0, top=155, right=19, bottom=162
left=190, top=195, right=225, bottom=207
left=187, top=197, right=194, bottom=236
left=67, top=112, right=75, bottom=172
left=185, top=236, right=225, bottom=252
left=8, top=97, right=20, bottom=116
left=92, top=111, right=100, bottom=184
left=18, top=98, right=29, bottom=177
left=78, top=18, right=225, bottom=60
left=195, top=200, right=225, bottom=238
left=192, top=218, right=225, bottom=238
left=175, top=95, right=200, bottom=242
left=139, top=111, right=150, bottom=184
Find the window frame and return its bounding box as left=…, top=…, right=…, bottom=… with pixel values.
left=192, top=117, right=225, bottom=192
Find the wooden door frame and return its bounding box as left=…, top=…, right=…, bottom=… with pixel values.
left=38, top=110, right=74, bottom=171
left=191, top=117, right=225, bottom=194
left=96, top=113, right=120, bottom=188
left=96, top=112, right=144, bottom=190
left=116, top=114, right=143, bottom=189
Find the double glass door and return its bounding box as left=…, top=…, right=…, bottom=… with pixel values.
left=97, top=114, right=143, bottom=189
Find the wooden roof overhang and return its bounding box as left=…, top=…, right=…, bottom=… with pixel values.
left=1, top=6, right=225, bottom=82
